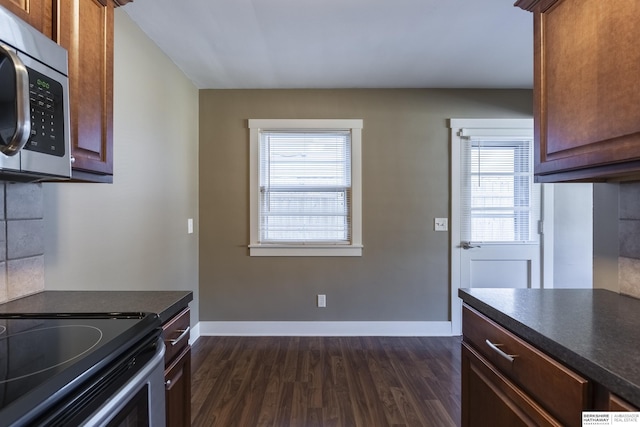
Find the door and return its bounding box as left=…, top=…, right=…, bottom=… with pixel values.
left=451, top=119, right=539, bottom=334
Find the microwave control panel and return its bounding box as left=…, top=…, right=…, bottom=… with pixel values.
left=26, top=67, right=65, bottom=157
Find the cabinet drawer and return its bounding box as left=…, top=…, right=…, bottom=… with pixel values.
left=610, top=394, right=639, bottom=411
left=162, top=307, right=190, bottom=366
left=462, top=305, right=589, bottom=427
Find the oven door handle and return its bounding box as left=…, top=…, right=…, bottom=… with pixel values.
left=0, top=43, right=31, bottom=156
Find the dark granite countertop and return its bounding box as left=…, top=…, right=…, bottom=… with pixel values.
left=0, top=291, right=193, bottom=324
left=459, top=288, right=640, bottom=407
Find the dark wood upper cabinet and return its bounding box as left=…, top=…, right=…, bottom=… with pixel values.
left=0, top=0, right=53, bottom=38
left=516, top=0, right=640, bottom=182
left=55, top=0, right=114, bottom=182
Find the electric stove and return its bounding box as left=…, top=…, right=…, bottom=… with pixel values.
left=0, top=312, right=162, bottom=426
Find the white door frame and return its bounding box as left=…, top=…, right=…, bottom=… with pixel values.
left=449, top=118, right=535, bottom=335
left=540, top=183, right=555, bottom=289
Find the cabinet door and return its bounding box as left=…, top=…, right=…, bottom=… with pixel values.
left=462, top=343, right=562, bottom=427
left=0, top=0, right=53, bottom=38
left=462, top=305, right=589, bottom=426
left=520, top=0, right=640, bottom=182
left=165, top=346, right=192, bottom=427
left=55, top=0, right=114, bottom=181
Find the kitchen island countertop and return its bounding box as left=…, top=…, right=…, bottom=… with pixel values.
left=459, top=288, right=640, bottom=407
left=0, top=290, right=193, bottom=324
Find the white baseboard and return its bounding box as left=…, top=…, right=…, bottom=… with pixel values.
left=197, top=321, right=454, bottom=337
left=189, top=322, right=201, bottom=345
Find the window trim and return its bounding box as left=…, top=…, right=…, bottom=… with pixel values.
left=248, top=119, right=363, bottom=256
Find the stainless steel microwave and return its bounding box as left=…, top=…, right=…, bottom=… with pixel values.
left=0, top=5, right=71, bottom=181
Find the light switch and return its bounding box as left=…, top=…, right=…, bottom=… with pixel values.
left=434, top=218, right=448, bottom=231
left=187, top=218, right=194, bottom=234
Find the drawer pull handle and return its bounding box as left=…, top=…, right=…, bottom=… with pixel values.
left=485, top=339, right=517, bottom=363
left=167, top=326, right=190, bottom=346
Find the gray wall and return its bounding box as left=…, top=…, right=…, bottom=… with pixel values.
left=42, top=10, right=200, bottom=323
left=199, top=89, right=532, bottom=322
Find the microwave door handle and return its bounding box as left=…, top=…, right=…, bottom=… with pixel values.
left=0, top=43, right=30, bottom=156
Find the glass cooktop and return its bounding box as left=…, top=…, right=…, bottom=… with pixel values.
left=0, top=313, right=160, bottom=424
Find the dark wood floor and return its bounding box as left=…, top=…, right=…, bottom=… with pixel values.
left=191, top=336, right=461, bottom=427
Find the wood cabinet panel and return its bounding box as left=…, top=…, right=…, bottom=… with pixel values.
left=55, top=0, right=113, bottom=180
left=517, top=0, right=640, bottom=182
left=162, top=308, right=191, bottom=427
left=165, top=345, right=191, bottom=427
left=463, top=305, right=589, bottom=427
left=462, top=343, right=562, bottom=427
left=610, top=394, right=639, bottom=412
left=162, top=307, right=190, bottom=366
left=0, top=0, right=52, bottom=38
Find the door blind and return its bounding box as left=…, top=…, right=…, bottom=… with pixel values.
left=460, top=136, right=539, bottom=243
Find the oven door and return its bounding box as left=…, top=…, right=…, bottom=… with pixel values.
left=35, top=334, right=166, bottom=427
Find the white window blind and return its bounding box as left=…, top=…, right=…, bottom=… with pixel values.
left=460, top=136, right=539, bottom=243
left=259, top=130, right=352, bottom=243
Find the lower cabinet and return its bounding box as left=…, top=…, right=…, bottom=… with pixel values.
left=462, top=304, right=640, bottom=427
left=165, top=346, right=192, bottom=427
left=162, top=307, right=191, bottom=427
left=462, top=305, right=589, bottom=427
left=609, top=394, right=639, bottom=412
left=462, top=343, right=562, bottom=426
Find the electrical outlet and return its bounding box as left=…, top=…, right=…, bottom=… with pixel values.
left=434, top=218, right=448, bottom=231
left=317, top=294, right=326, bottom=308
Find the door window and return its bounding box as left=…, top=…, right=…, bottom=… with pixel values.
left=461, top=137, right=539, bottom=243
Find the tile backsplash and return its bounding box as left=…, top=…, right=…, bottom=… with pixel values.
left=619, top=182, right=640, bottom=298
left=0, top=183, right=45, bottom=303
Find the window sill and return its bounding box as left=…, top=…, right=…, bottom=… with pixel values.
left=249, top=244, right=363, bottom=257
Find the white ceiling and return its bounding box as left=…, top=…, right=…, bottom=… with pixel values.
left=123, top=0, right=532, bottom=90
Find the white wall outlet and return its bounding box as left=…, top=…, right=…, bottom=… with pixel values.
left=434, top=218, right=448, bottom=231
left=187, top=218, right=194, bottom=234
left=317, top=294, right=326, bottom=308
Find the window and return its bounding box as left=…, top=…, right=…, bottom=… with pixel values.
left=248, top=119, right=363, bottom=256
left=462, top=138, right=537, bottom=242
left=458, top=123, right=539, bottom=243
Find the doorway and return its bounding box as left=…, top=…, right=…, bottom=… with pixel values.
left=450, top=118, right=538, bottom=334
